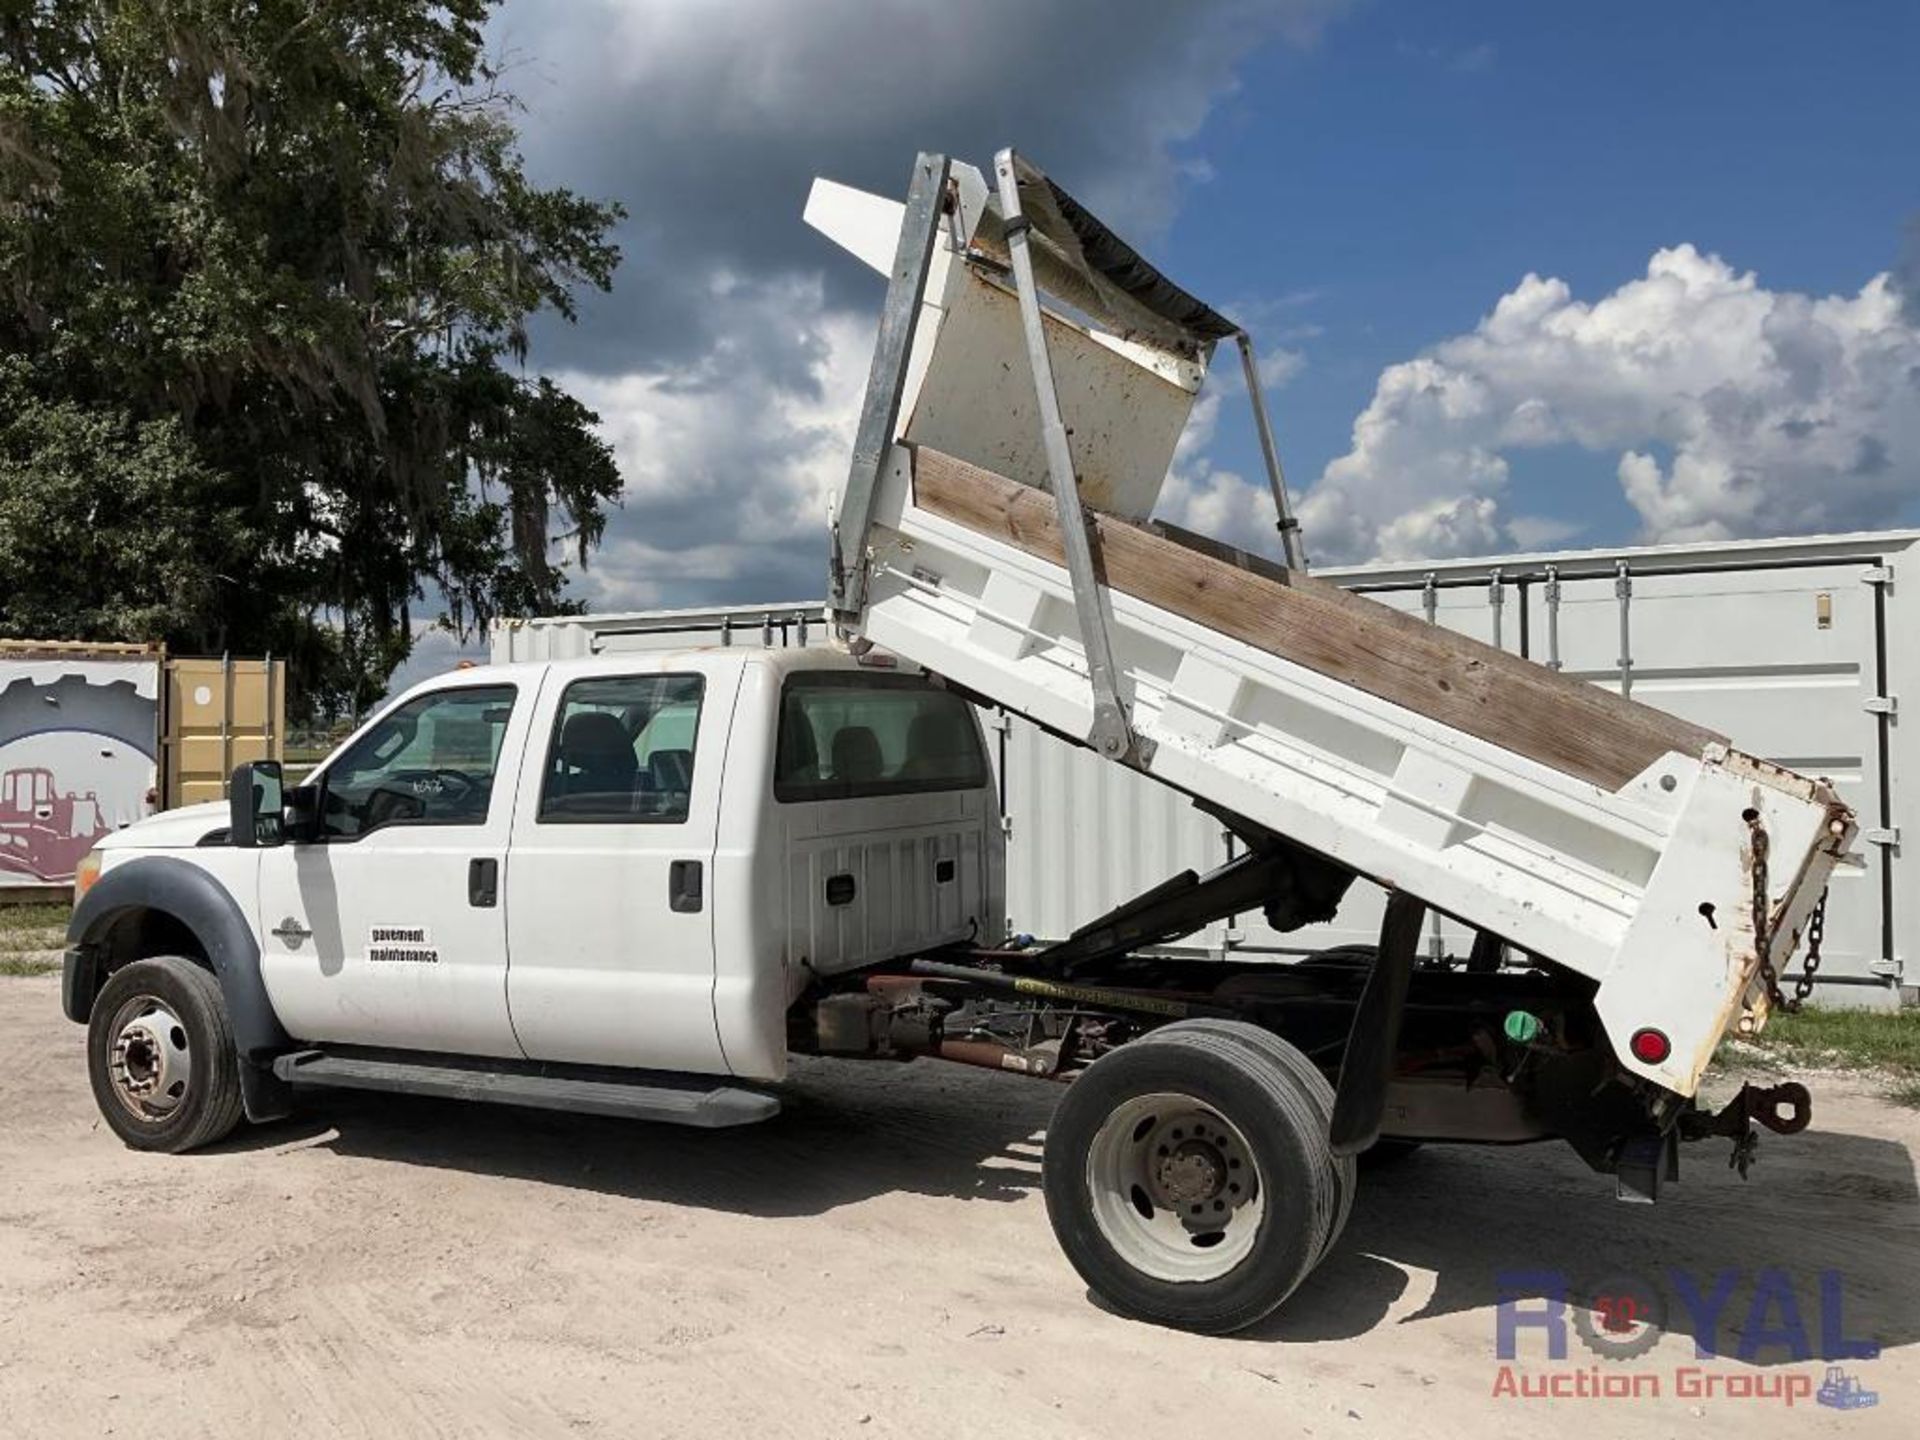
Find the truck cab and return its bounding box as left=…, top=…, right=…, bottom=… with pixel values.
left=254, top=647, right=998, bottom=1081
left=64, top=647, right=1004, bottom=1132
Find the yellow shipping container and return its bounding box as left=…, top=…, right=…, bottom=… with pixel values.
left=161, top=656, right=286, bottom=809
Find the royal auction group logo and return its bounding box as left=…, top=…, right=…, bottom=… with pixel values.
left=1491, top=1267, right=1880, bottom=1407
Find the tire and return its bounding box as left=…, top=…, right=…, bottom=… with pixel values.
left=1207, top=1023, right=1357, bottom=1265
left=87, top=956, right=246, bottom=1154
left=1042, top=1018, right=1339, bottom=1334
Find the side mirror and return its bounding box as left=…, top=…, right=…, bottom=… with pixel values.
left=228, top=761, right=285, bottom=848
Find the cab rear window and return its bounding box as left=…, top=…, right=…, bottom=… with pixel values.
left=774, top=673, right=987, bottom=803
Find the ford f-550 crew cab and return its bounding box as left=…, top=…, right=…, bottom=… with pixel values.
left=63, top=150, right=1853, bottom=1334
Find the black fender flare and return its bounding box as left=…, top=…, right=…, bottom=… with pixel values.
left=65, top=855, right=292, bottom=1061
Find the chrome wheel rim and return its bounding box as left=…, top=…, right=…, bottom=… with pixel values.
left=107, top=995, right=192, bottom=1122
left=1085, top=1092, right=1265, bottom=1283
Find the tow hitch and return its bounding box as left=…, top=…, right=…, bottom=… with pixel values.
left=1679, top=1081, right=1812, bottom=1178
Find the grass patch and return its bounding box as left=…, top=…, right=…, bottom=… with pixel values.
left=0, top=901, right=72, bottom=935
left=0, top=901, right=70, bottom=977
left=1720, top=1005, right=1920, bottom=1083
left=1890, top=1081, right=1920, bottom=1111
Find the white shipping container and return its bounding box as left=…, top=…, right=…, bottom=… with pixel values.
left=492, top=527, right=1915, bottom=1006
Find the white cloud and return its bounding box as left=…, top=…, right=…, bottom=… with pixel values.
left=384, top=623, right=488, bottom=698
left=1153, top=392, right=1287, bottom=553
left=1299, top=244, right=1920, bottom=563
left=484, top=0, right=1349, bottom=612
left=1503, top=513, right=1586, bottom=551
left=552, top=273, right=873, bottom=611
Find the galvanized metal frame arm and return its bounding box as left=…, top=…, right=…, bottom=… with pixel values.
left=1234, top=332, right=1308, bottom=571
left=831, top=152, right=951, bottom=618
left=992, top=147, right=1141, bottom=763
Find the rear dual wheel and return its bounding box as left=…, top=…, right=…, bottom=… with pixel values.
left=1042, top=1019, right=1352, bottom=1334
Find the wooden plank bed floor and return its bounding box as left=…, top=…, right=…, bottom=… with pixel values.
left=909, top=445, right=1726, bottom=794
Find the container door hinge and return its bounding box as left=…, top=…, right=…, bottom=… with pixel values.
left=1868, top=957, right=1903, bottom=979
left=1862, top=565, right=1893, bottom=587
left=1862, top=827, right=1900, bottom=848
left=1863, top=695, right=1897, bottom=715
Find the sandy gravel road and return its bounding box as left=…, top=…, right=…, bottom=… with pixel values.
left=1, top=974, right=1912, bottom=1438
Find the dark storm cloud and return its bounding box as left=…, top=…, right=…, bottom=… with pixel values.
left=492, top=0, right=1346, bottom=379
left=471, top=0, right=1348, bottom=615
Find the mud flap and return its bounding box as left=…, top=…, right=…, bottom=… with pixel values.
left=1329, top=890, right=1426, bottom=1155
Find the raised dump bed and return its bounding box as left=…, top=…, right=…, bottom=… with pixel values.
left=809, top=151, right=1853, bottom=1100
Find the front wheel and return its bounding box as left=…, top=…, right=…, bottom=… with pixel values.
left=1042, top=1019, right=1345, bottom=1334
left=87, top=956, right=245, bottom=1153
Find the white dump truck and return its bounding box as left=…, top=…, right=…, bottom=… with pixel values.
left=63, top=150, right=1853, bottom=1334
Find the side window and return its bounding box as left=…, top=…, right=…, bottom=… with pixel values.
left=540, top=674, right=705, bottom=823
left=321, top=686, right=517, bottom=839
left=775, top=673, right=988, bottom=802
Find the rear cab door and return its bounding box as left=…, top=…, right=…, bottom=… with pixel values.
left=503, top=654, right=742, bottom=1072
left=770, top=663, right=1004, bottom=975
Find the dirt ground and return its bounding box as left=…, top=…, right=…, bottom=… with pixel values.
left=1, top=974, right=1913, bottom=1439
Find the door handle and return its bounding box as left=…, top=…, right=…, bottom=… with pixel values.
left=669, top=859, right=703, bottom=914
left=469, top=857, right=499, bottom=908
left=271, top=918, right=312, bottom=943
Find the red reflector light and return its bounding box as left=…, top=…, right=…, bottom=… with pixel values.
left=1629, top=1028, right=1672, bottom=1065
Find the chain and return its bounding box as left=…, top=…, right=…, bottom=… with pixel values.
left=1795, top=888, right=1828, bottom=1008
left=1747, top=810, right=1828, bottom=1015
left=1748, top=812, right=1786, bottom=1012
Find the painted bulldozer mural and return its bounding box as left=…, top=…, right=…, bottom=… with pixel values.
left=0, top=765, right=113, bottom=883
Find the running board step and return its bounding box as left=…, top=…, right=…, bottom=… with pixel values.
left=271, top=1050, right=780, bottom=1128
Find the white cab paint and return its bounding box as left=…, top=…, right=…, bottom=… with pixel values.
left=89, top=648, right=1003, bottom=1082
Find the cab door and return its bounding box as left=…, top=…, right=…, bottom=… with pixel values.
left=256, top=677, right=537, bottom=1057
left=503, top=656, right=739, bottom=1074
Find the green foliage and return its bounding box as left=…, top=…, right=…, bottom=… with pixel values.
left=0, top=357, right=249, bottom=641
left=1747, top=1005, right=1920, bottom=1075
left=0, top=0, right=625, bottom=715
left=0, top=900, right=70, bottom=935
left=0, top=957, right=62, bottom=976
left=1718, top=1005, right=1920, bottom=1110
left=0, top=898, right=68, bottom=975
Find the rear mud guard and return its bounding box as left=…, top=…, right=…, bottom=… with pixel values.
left=1329, top=890, right=1426, bottom=1155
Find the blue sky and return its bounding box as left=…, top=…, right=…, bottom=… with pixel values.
left=397, top=0, right=1920, bottom=684
left=1166, top=1, right=1920, bottom=555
